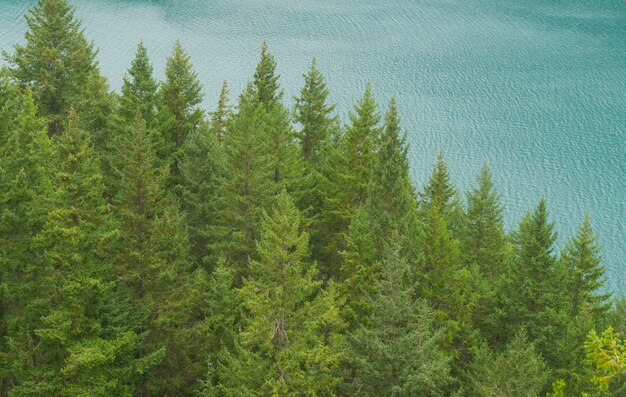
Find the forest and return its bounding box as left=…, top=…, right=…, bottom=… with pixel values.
left=0, top=0, right=624, bottom=396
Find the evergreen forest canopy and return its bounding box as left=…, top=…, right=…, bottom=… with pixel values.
left=0, top=1, right=624, bottom=396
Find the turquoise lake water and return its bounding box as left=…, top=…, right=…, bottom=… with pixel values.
left=1, top=0, right=625, bottom=292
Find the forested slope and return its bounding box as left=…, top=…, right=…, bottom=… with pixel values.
left=0, top=1, right=624, bottom=395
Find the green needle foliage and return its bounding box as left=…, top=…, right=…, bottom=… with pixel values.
left=0, top=3, right=619, bottom=394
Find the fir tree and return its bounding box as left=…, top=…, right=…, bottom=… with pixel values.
left=216, top=191, right=344, bottom=395
left=119, top=42, right=159, bottom=127
left=6, top=113, right=143, bottom=395
left=4, top=0, right=111, bottom=137
left=252, top=41, right=282, bottom=108
left=0, top=79, right=52, bottom=394
left=347, top=238, right=452, bottom=396
left=562, top=213, right=612, bottom=318
left=467, top=332, right=549, bottom=396
left=110, top=118, right=208, bottom=395
left=317, top=85, right=382, bottom=278
left=158, top=41, right=204, bottom=189
left=209, top=86, right=275, bottom=278
left=210, top=81, right=232, bottom=140
left=293, top=58, right=338, bottom=166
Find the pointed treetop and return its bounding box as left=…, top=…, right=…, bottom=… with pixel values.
left=252, top=41, right=283, bottom=107
left=210, top=81, right=232, bottom=138
left=422, top=151, right=455, bottom=211
left=120, top=41, right=158, bottom=123
left=293, top=57, right=337, bottom=165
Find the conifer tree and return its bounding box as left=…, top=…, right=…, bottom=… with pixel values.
left=562, top=213, right=612, bottom=318
left=364, top=97, right=418, bottom=254
left=467, top=332, right=549, bottom=396
left=4, top=0, right=111, bottom=137
left=347, top=238, right=451, bottom=396
left=0, top=80, right=52, bottom=393
left=158, top=41, right=204, bottom=189
left=503, top=199, right=569, bottom=369
left=110, top=118, right=209, bottom=395
left=6, top=113, right=144, bottom=395
left=179, top=123, right=224, bottom=269
left=462, top=165, right=509, bottom=345
left=293, top=58, right=338, bottom=166
left=209, top=86, right=275, bottom=278
left=216, top=191, right=344, bottom=395
left=317, top=85, right=382, bottom=278
left=119, top=42, right=159, bottom=127
left=252, top=41, right=283, bottom=108
left=210, top=81, right=232, bottom=140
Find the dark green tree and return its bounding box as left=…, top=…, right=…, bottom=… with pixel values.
left=316, top=85, right=382, bottom=278
left=562, top=213, right=612, bottom=319
left=4, top=0, right=111, bottom=137
left=347, top=238, right=452, bottom=396
left=158, top=41, right=204, bottom=189
left=215, top=191, right=345, bottom=395
left=0, top=80, right=52, bottom=394
left=467, top=332, right=549, bottom=396
left=293, top=58, right=338, bottom=166
left=6, top=113, right=145, bottom=395
left=119, top=42, right=159, bottom=127
left=210, top=81, right=232, bottom=140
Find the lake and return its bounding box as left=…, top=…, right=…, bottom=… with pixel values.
left=1, top=0, right=625, bottom=292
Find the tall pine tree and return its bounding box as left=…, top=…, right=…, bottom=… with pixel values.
left=4, top=0, right=111, bottom=137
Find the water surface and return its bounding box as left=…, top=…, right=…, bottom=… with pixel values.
left=1, top=0, right=624, bottom=291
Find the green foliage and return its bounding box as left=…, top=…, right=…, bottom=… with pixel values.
left=563, top=213, right=612, bottom=318
left=585, top=327, right=626, bottom=391
left=216, top=191, right=344, bottom=395
left=347, top=239, right=452, bottom=396
left=157, top=41, right=204, bottom=189
left=467, top=332, right=549, bottom=396
left=4, top=0, right=111, bottom=137
left=0, top=8, right=619, bottom=394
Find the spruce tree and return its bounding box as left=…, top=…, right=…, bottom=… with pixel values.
left=216, top=191, right=344, bottom=395
left=6, top=113, right=143, bottom=395
left=347, top=238, right=452, bottom=396
left=119, top=42, right=159, bottom=127
left=110, top=118, right=208, bottom=395
left=4, top=0, right=111, bottom=137
left=180, top=123, right=224, bottom=269
left=0, top=80, right=52, bottom=393
left=562, top=213, right=612, bottom=318
left=252, top=41, right=283, bottom=108
left=293, top=58, right=338, bottom=166
left=467, top=332, right=549, bottom=396
left=462, top=165, right=510, bottom=345
left=158, top=41, right=204, bottom=189
left=503, top=199, right=570, bottom=370
left=316, top=85, right=382, bottom=278
left=210, top=81, right=232, bottom=140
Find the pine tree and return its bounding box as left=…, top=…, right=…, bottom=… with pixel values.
left=109, top=117, right=209, bottom=395
left=562, top=213, right=612, bottom=318
left=158, top=41, right=204, bottom=189
left=216, top=191, right=344, bottom=395
left=462, top=164, right=508, bottom=273
left=0, top=79, right=52, bottom=394
left=347, top=238, right=452, bottom=396
left=210, top=81, right=232, bottom=140
left=252, top=41, right=282, bottom=108
left=503, top=199, right=570, bottom=370
left=6, top=113, right=143, bottom=395
left=119, top=42, right=159, bottom=127
left=364, top=97, right=418, bottom=254
left=180, top=123, right=224, bottom=269
left=462, top=165, right=510, bottom=345
left=293, top=58, right=338, bottom=166
left=316, top=85, right=382, bottom=278
left=467, top=332, right=549, bottom=396
left=4, top=0, right=111, bottom=137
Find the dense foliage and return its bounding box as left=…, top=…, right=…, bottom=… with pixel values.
left=0, top=1, right=622, bottom=395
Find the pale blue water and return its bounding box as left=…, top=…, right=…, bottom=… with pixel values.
left=1, top=0, right=625, bottom=292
